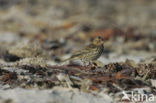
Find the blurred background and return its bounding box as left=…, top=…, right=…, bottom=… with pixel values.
left=0, top=0, right=155, bottom=64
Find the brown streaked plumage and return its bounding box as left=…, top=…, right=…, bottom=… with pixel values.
left=63, top=36, right=104, bottom=64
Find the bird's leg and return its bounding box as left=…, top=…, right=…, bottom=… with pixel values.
left=81, top=60, right=85, bottom=66
left=88, top=61, right=95, bottom=68
left=82, top=60, right=88, bottom=71
left=84, top=61, right=87, bottom=67
left=88, top=61, right=91, bottom=67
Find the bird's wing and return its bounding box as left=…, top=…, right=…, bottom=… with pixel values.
left=71, top=44, right=96, bottom=58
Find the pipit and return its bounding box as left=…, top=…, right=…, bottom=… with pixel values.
left=63, top=36, right=104, bottom=65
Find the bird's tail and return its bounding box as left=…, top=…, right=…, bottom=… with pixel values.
left=61, top=58, right=71, bottom=63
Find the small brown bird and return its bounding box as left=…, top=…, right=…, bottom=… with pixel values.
left=63, top=36, right=104, bottom=65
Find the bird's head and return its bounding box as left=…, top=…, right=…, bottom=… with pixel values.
left=92, top=36, right=104, bottom=46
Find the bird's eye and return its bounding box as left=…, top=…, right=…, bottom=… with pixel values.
left=98, top=36, right=101, bottom=39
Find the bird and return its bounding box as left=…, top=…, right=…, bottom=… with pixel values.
left=63, top=36, right=104, bottom=65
